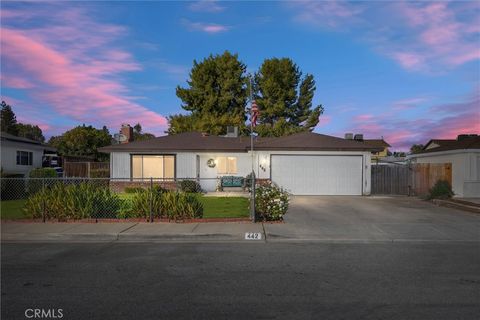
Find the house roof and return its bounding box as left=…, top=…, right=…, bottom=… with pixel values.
left=416, top=136, right=480, bottom=154
left=363, top=139, right=391, bottom=148
left=0, top=131, right=56, bottom=151
left=98, top=131, right=382, bottom=153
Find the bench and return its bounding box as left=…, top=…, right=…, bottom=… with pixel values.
left=221, top=176, right=244, bottom=188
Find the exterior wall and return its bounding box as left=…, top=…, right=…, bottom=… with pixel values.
left=410, top=151, right=480, bottom=197
left=109, top=150, right=373, bottom=195
left=0, top=141, right=45, bottom=176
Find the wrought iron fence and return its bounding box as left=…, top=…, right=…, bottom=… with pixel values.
left=0, top=177, right=257, bottom=222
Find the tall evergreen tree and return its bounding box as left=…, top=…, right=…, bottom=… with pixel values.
left=253, top=58, right=323, bottom=137
left=0, top=101, right=19, bottom=135
left=168, top=51, right=248, bottom=135
left=16, top=123, right=45, bottom=142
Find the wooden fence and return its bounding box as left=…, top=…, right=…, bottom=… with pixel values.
left=371, top=163, right=452, bottom=196
left=64, top=162, right=110, bottom=178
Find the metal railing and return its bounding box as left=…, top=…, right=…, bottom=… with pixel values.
left=0, top=177, right=259, bottom=222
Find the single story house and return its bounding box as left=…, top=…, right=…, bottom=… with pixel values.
left=408, top=134, right=480, bottom=198
left=0, top=132, right=56, bottom=176
left=99, top=131, right=381, bottom=195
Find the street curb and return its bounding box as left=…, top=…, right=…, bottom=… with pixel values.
left=1, top=233, right=119, bottom=242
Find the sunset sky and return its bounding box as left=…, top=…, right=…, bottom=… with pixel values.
left=1, top=1, right=479, bottom=150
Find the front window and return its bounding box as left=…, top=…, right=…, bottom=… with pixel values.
left=16, top=151, right=33, bottom=166
left=217, top=156, right=237, bottom=174
left=132, top=155, right=175, bottom=179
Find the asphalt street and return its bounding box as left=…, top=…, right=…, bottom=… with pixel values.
left=2, top=242, right=479, bottom=320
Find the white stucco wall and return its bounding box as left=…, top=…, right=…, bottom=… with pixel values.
left=109, top=150, right=372, bottom=194
left=1, top=141, right=45, bottom=176
left=410, top=150, right=480, bottom=197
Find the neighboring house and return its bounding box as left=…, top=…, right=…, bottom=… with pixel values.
left=363, top=138, right=391, bottom=162
left=99, top=131, right=381, bottom=196
left=408, top=134, right=480, bottom=198
left=375, top=155, right=408, bottom=165
left=0, top=132, right=56, bottom=176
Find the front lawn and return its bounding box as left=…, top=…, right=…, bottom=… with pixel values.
left=1, top=199, right=27, bottom=219
left=199, top=196, right=249, bottom=218
left=1, top=194, right=249, bottom=219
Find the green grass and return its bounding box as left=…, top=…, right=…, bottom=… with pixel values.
left=198, top=196, right=249, bottom=218
left=1, top=199, right=27, bottom=219
left=0, top=194, right=250, bottom=219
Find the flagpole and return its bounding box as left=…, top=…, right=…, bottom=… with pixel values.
left=249, top=74, right=255, bottom=222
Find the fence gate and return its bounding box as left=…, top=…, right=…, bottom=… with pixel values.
left=371, top=165, right=410, bottom=195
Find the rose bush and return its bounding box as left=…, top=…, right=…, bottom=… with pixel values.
left=255, top=182, right=289, bottom=221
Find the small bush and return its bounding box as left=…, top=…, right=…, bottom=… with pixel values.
left=29, top=168, right=57, bottom=178
left=255, top=182, right=289, bottom=221
left=124, top=187, right=145, bottom=194
left=90, top=168, right=109, bottom=178
left=428, top=180, right=454, bottom=200
left=28, top=168, right=58, bottom=195
left=129, top=186, right=165, bottom=218
left=179, top=180, right=201, bottom=193
left=24, top=182, right=121, bottom=220
left=162, top=191, right=203, bottom=220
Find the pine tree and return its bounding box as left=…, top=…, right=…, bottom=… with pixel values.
left=1, top=101, right=19, bottom=135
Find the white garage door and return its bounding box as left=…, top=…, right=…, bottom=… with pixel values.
left=271, top=155, right=363, bottom=195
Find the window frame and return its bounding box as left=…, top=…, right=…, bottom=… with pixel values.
left=130, top=154, right=176, bottom=180
left=216, top=156, right=238, bottom=175
left=16, top=150, right=33, bottom=166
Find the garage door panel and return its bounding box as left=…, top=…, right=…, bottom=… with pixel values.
left=271, top=155, right=363, bottom=195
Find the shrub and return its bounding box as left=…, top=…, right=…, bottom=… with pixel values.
left=124, top=187, right=146, bottom=193
left=29, top=168, right=57, bottom=178
left=428, top=180, right=454, bottom=200
left=162, top=191, right=203, bottom=220
left=28, top=168, right=58, bottom=195
left=255, top=182, right=289, bottom=221
left=24, top=182, right=121, bottom=220
left=129, top=187, right=203, bottom=220
left=179, top=179, right=201, bottom=193
left=90, top=168, right=109, bottom=178
left=129, top=186, right=165, bottom=218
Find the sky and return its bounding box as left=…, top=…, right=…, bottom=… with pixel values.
left=1, top=0, right=479, bottom=150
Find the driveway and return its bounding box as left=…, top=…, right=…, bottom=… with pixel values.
left=264, top=196, right=480, bottom=242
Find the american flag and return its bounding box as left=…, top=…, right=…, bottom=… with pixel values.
left=251, top=100, right=259, bottom=127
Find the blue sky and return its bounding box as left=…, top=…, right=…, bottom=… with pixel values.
left=1, top=1, right=479, bottom=150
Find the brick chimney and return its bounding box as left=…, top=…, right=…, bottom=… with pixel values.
left=120, top=124, right=134, bottom=143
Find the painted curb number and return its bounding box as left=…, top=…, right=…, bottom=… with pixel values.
left=245, top=232, right=262, bottom=240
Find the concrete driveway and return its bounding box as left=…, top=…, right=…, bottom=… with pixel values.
left=264, top=196, right=480, bottom=242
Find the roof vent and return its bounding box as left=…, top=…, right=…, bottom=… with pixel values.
left=354, top=134, right=364, bottom=141
left=345, top=133, right=354, bottom=140
left=225, top=126, right=239, bottom=138
left=457, top=134, right=478, bottom=141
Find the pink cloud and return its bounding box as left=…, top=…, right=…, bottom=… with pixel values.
left=182, top=19, right=229, bottom=33
left=1, top=7, right=168, bottom=136
left=317, top=115, right=332, bottom=127
left=289, top=1, right=480, bottom=72
left=347, top=94, right=480, bottom=150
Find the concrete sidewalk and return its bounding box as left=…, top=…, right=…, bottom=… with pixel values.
left=1, top=222, right=265, bottom=242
